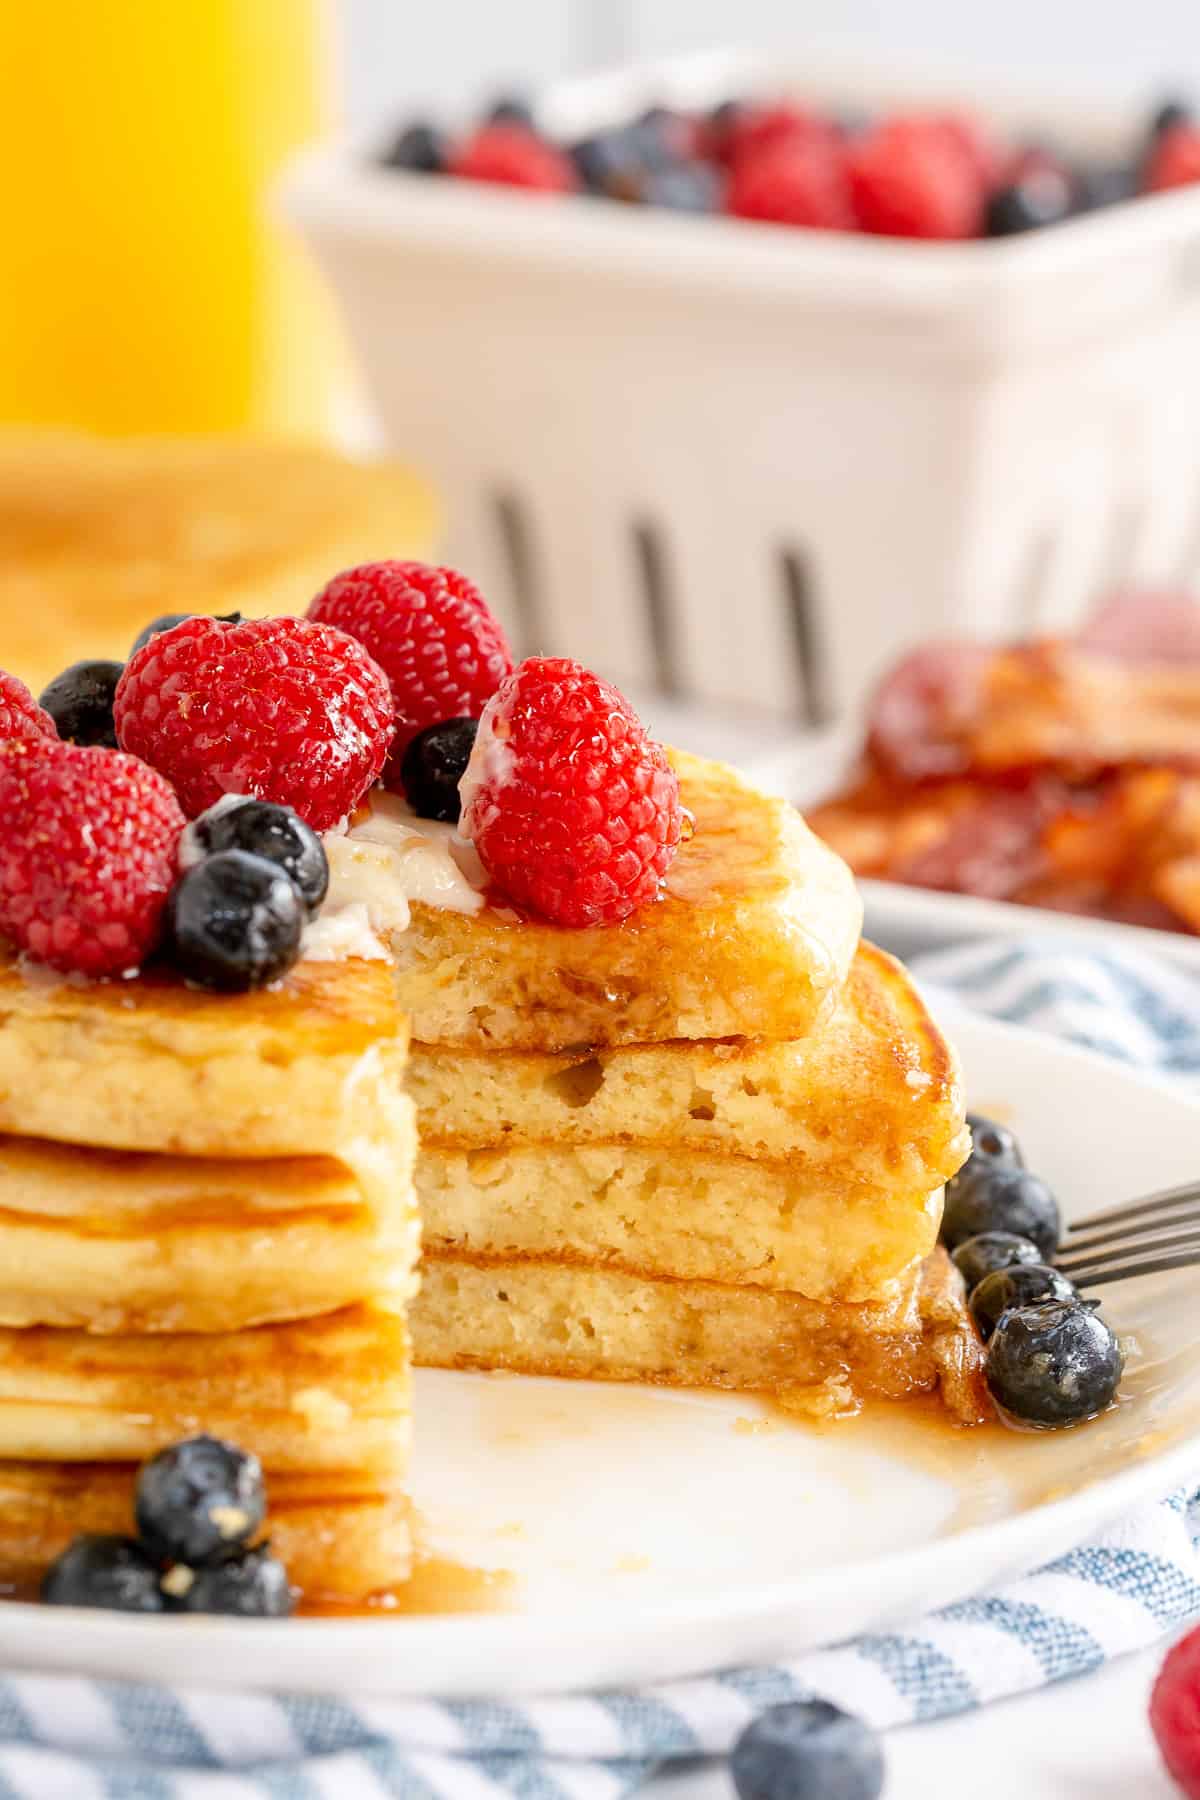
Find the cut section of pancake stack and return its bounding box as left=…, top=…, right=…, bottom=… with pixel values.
left=0, top=956, right=419, bottom=1605
left=397, top=749, right=986, bottom=1422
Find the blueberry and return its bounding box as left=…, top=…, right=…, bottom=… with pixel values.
left=731, top=1700, right=884, bottom=1800
left=401, top=718, right=478, bottom=823
left=569, top=126, right=651, bottom=194
left=380, top=120, right=446, bottom=173
left=165, top=851, right=304, bottom=992
left=943, top=1166, right=1060, bottom=1261
left=136, top=1435, right=266, bottom=1566
left=1073, top=162, right=1137, bottom=212
left=969, top=1263, right=1078, bottom=1340
left=182, top=797, right=328, bottom=915
left=639, top=162, right=721, bottom=212
left=632, top=105, right=693, bottom=162
left=951, top=1231, right=1043, bottom=1293
left=946, top=1112, right=1024, bottom=1210
left=41, top=1535, right=165, bottom=1612
left=987, top=1298, right=1123, bottom=1428
left=38, top=659, right=124, bottom=748
left=486, top=94, right=535, bottom=130
left=164, top=1544, right=293, bottom=1618
left=1152, top=98, right=1193, bottom=139
left=130, top=610, right=241, bottom=657
left=986, top=170, right=1074, bottom=235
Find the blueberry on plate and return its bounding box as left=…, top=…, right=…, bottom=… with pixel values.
left=165, top=850, right=305, bottom=992
left=379, top=119, right=446, bottom=173
left=969, top=1262, right=1077, bottom=1340
left=38, top=659, right=125, bottom=748
left=951, top=1230, right=1043, bottom=1293
left=41, top=1534, right=165, bottom=1613
left=136, top=1435, right=266, bottom=1567
left=986, top=1298, right=1124, bottom=1428
left=130, top=610, right=242, bottom=657
left=181, top=796, right=329, bottom=915
left=164, top=1544, right=293, bottom=1618
left=731, top=1699, right=884, bottom=1800
left=401, top=717, right=478, bottom=823
left=942, top=1165, right=1061, bottom=1261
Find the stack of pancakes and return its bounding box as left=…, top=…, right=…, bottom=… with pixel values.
left=0, top=432, right=439, bottom=693
left=398, top=750, right=985, bottom=1421
left=0, top=958, right=420, bottom=1604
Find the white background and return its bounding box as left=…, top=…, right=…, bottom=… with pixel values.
left=340, top=0, right=1200, bottom=130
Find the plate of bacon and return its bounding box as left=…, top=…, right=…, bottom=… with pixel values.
left=791, top=591, right=1200, bottom=970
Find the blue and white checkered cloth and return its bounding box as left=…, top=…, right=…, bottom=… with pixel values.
left=3, top=935, right=1200, bottom=1799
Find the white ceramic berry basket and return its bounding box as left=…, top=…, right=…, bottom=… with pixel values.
left=284, top=48, right=1200, bottom=736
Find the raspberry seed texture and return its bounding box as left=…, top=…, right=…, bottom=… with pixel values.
left=113, top=615, right=394, bottom=832
left=459, top=656, right=684, bottom=927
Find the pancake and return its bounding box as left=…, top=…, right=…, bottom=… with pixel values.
left=412, top=1250, right=988, bottom=1425
left=0, top=431, right=440, bottom=692
left=0, top=1114, right=418, bottom=1332
left=419, top=1146, right=939, bottom=1303
left=409, top=941, right=967, bottom=1193
left=393, top=750, right=861, bottom=1051
left=0, top=1462, right=413, bottom=1604
left=0, top=1302, right=411, bottom=1475
left=0, top=953, right=406, bottom=1158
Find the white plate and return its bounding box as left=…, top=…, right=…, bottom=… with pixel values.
left=4, top=1007, right=1199, bottom=1698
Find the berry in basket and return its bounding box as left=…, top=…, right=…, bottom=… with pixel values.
left=806, top=590, right=1200, bottom=937
left=376, top=87, right=1200, bottom=239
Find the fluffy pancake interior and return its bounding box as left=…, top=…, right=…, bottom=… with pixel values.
left=412, top=1250, right=988, bottom=1425
left=409, top=940, right=968, bottom=1192
left=418, top=1144, right=940, bottom=1303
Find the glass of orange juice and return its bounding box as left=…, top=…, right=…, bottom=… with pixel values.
left=0, top=0, right=337, bottom=437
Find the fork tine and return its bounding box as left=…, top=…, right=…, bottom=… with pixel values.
left=1068, top=1180, right=1200, bottom=1235
left=1060, top=1206, right=1200, bottom=1255
left=1067, top=1245, right=1200, bottom=1288
left=1059, top=1230, right=1200, bottom=1276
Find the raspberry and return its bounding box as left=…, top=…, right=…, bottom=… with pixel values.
left=724, top=102, right=834, bottom=169
left=727, top=137, right=855, bottom=229
left=459, top=657, right=684, bottom=927
left=847, top=116, right=986, bottom=239
left=0, top=740, right=184, bottom=977
left=1145, top=123, right=1200, bottom=193
left=0, top=670, right=58, bottom=746
left=1151, top=1625, right=1200, bottom=1797
left=931, top=111, right=1003, bottom=188
left=113, top=615, right=393, bottom=832
left=307, top=561, right=513, bottom=783
left=450, top=124, right=578, bottom=192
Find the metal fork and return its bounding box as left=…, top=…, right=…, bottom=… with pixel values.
left=1057, top=1181, right=1200, bottom=1287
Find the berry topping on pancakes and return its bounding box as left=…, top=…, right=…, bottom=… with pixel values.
left=459, top=656, right=685, bottom=927
left=114, top=614, right=394, bottom=832
left=0, top=737, right=184, bottom=976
